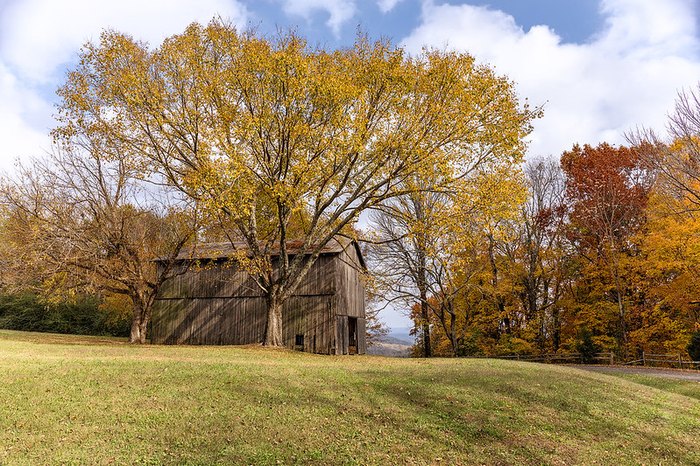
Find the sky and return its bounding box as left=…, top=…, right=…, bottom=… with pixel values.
left=1, top=0, right=699, bottom=330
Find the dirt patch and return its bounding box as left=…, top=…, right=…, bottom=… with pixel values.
left=576, top=365, right=700, bottom=382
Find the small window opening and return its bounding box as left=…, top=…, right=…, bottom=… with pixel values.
left=295, top=334, right=304, bottom=347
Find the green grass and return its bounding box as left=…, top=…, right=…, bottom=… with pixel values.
left=1, top=330, right=699, bottom=465
left=597, top=372, right=700, bottom=401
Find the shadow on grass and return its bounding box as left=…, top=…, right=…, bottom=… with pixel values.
left=1, top=337, right=699, bottom=465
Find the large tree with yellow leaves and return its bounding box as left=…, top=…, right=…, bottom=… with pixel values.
left=54, top=21, right=537, bottom=346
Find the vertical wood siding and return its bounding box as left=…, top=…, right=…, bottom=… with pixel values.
left=332, top=245, right=367, bottom=354
left=334, top=246, right=366, bottom=318
left=357, top=318, right=367, bottom=354
left=151, top=251, right=360, bottom=355
left=335, top=315, right=348, bottom=355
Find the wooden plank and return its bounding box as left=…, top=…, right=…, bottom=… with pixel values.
left=357, top=317, right=366, bottom=355
left=153, top=242, right=366, bottom=354
left=336, top=315, right=348, bottom=355
left=333, top=246, right=366, bottom=319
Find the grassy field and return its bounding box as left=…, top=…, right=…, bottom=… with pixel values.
left=1, top=330, right=698, bottom=465
left=597, top=372, right=700, bottom=402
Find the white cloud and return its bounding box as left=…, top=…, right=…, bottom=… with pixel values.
left=280, top=0, right=356, bottom=37
left=0, top=63, right=53, bottom=170
left=0, top=0, right=248, bottom=83
left=0, top=0, right=248, bottom=169
left=401, top=0, right=700, bottom=158
left=377, top=0, right=404, bottom=13
left=597, top=0, right=697, bottom=56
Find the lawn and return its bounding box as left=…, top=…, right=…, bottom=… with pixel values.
left=597, top=372, right=700, bottom=402
left=0, top=330, right=698, bottom=465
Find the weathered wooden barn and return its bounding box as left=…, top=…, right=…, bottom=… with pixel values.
left=151, top=237, right=366, bottom=355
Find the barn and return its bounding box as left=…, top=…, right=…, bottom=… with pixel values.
left=150, top=237, right=367, bottom=355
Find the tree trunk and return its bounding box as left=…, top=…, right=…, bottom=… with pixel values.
left=615, top=289, right=628, bottom=353
left=129, top=292, right=152, bottom=344
left=487, top=234, right=509, bottom=335
left=413, top=197, right=431, bottom=358
left=449, top=311, right=458, bottom=357
left=130, top=307, right=148, bottom=344
left=607, top=237, right=628, bottom=354
left=419, top=291, right=431, bottom=358
left=552, top=307, right=561, bottom=352
left=416, top=252, right=431, bottom=357
left=264, top=294, right=284, bottom=347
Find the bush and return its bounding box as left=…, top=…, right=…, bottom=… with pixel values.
left=494, top=335, right=536, bottom=357
left=0, top=292, right=130, bottom=337
left=687, top=331, right=700, bottom=362
left=455, top=331, right=483, bottom=357
left=575, top=328, right=600, bottom=364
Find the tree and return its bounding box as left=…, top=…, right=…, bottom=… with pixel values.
left=625, top=85, right=700, bottom=354
left=54, top=21, right=539, bottom=347
left=511, top=159, right=569, bottom=351
left=561, top=143, right=653, bottom=352
left=369, top=189, right=445, bottom=357
left=688, top=331, right=700, bottom=362
left=0, top=146, right=199, bottom=343
left=370, top=167, right=527, bottom=357
left=575, top=327, right=599, bottom=364
left=628, top=191, right=700, bottom=353
left=628, top=84, right=700, bottom=211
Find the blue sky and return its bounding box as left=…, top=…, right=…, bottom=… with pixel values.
left=1, top=0, right=699, bottom=329
left=2, top=0, right=698, bottom=167
left=249, top=0, right=604, bottom=46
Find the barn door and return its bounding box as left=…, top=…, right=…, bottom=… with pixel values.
left=348, top=317, right=358, bottom=355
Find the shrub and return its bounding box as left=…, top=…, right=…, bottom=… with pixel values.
left=687, top=331, right=700, bottom=362
left=495, top=335, right=536, bottom=357
left=0, top=292, right=130, bottom=337
left=575, top=328, right=600, bottom=364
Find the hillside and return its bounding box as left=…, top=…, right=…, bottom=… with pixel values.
left=367, top=333, right=413, bottom=357
left=366, top=340, right=412, bottom=357
left=1, top=330, right=698, bottom=465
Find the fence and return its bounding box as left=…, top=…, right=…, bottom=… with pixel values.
left=491, top=351, right=700, bottom=370
left=623, top=351, right=700, bottom=369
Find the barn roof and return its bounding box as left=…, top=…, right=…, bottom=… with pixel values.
left=165, top=236, right=366, bottom=268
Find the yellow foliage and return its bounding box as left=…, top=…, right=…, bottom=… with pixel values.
left=54, top=21, right=538, bottom=254
left=98, top=293, right=133, bottom=328
left=51, top=21, right=538, bottom=345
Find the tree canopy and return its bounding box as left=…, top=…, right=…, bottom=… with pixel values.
left=53, top=21, right=538, bottom=346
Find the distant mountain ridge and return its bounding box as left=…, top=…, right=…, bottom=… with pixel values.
left=384, top=327, right=413, bottom=345
left=368, top=328, right=414, bottom=357
left=379, top=335, right=413, bottom=345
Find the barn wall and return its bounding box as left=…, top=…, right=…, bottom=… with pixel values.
left=357, top=317, right=367, bottom=354
left=152, top=295, right=335, bottom=352
left=158, top=255, right=336, bottom=300
left=334, top=246, right=365, bottom=319
left=332, top=245, right=366, bottom=355
left=152, top=254, right=340, bottom=353
left=335, top=315, right=348, bottom=355
left=151, top=297, right=266, bottom=345
left=283, top=296, right=334, bottom=353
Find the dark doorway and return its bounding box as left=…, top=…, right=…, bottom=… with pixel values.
left=348, top=317, right=358, bottom=355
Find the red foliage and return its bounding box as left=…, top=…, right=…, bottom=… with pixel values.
left=561, top=143, right=652, bottom=252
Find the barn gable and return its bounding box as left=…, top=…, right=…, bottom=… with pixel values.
left=151, top=238, right=366, bottom=354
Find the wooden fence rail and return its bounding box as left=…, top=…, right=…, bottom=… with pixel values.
left=623, top=351, right=700, bottom=369
left=489, top=351, right=700, bottom=370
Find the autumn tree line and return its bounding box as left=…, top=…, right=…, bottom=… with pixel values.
left=0, top=21, right=697, bottom=360
left=370, top=94, right=700, bottom=359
